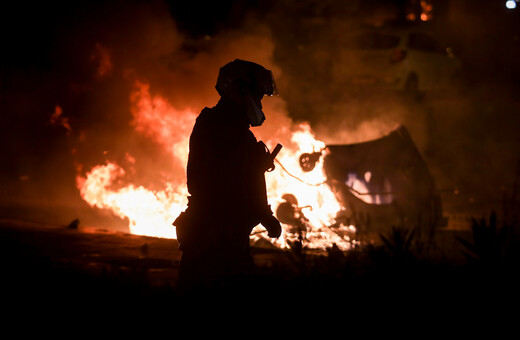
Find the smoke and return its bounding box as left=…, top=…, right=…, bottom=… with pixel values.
left=2, top=0, right=519, bottom=224
left=263, top=4, right=432, bottom=152
left=33, top=0, right=308, bottom=207
left=263, top=2, right=520, bottom=213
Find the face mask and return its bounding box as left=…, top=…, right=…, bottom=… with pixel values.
left=245, top=94, right=265, bottom=127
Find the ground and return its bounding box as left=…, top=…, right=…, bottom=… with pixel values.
left=2, top=214, right=518, bottom=311
left=0, top=218, right=297, bottom=310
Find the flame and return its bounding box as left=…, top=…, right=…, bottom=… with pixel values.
left=130, top=80, right=195, bottom=166
left=77, top=162, right=188, bottom=238
left=76, top=79, right=356, bottom=251
left=258, top=124, right=355, bottom=250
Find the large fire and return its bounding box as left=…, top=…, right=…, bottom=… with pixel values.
left=76, top=79, right=357, bottom=251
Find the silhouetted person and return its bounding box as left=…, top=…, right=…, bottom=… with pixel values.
left=174, top=59, right=282, bottom=291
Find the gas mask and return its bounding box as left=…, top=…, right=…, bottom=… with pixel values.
left=245, top=94, right=266, bottom=127
left=215, top=59, right=278, bottom=127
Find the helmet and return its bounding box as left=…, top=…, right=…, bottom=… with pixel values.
left=216, top=59, right=278, bottom=98
left=215, top=59, right=278, bottom=126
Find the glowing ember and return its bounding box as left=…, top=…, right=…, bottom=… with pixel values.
left=76, top=78, right=356, bottom=251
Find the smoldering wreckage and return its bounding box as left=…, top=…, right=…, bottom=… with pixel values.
left=274, top=124, right=445, bottom=248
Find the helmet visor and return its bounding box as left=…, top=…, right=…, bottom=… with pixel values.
left=257, top=69, right=278, bottom=96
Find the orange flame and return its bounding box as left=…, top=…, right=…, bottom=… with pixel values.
left=129, top=80, right=196, bottom=166
left=77, top=162, right=188, bottom=238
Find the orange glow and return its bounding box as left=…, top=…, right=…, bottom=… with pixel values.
left=130, top=80, right=196, bottom=165
left=420, top=0, right=433, bottom=21
left=50, top=105, right=71, bottom=133
left=406, top=0, right=433, bottom=22
left=91, top=43, right=113, bottom=77
left=76, top=79, right=356, bottom=251
left=257, top=124, right=355, bottom=250
left=77, top=162, right=188, bottom=238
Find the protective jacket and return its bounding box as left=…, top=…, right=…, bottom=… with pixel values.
left=174, top=98, right=274, bottom=284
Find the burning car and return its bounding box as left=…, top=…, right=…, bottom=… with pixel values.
left=321, top=125, right=446, bottom=239
left=271, top=124, right=446, bottom=248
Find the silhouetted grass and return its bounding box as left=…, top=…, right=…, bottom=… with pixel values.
left=4, top=209, right=520, bottom=308
left=252, top=212, right=520, bottom=304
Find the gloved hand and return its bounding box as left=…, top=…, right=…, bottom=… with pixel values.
left=261, top=214, right=282, bottom=238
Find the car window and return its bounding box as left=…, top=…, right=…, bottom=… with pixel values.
left=407, top=33, right=445, bottom=54
left=345, top=32, right=401, bottom=50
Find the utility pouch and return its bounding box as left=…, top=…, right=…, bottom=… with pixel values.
left=173, top=211, right=192, bottom=249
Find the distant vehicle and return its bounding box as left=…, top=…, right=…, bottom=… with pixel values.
left=332, top=25, right=463, bottom=96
